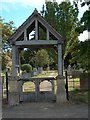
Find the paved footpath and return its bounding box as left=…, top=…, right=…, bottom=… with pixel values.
left=2, top=102, right=88, bottom=118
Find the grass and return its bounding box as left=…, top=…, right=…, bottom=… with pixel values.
left=1, top=72, right=5, bottom=76
left=32, top=70, right=57, bottom=78
left=65, top=77, right=88, bottom=104
left=32, top=71, right=51, bottom=78
left=69, top=89, right=88, bottom=103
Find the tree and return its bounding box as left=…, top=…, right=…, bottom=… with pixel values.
left=75, top=0, right=90, bottom=33
left=21, top=64, right=32, bottom=73
left=2, top=50, right=12, bottom=70
left=20, top=48, right=37, bottom=67
left=71, top=39, right=90, bottom=71
left=0, top=18, right=16, bottom=70
left=0, top=18, right=16, bottom=50
left=72, top=0, right=90, bottom=71
left=40, top=1, right=79, bottom=67
left=31, top=49, right=50, bottom=67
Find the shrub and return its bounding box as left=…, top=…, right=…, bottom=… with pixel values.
left=21, top=64, right=32, bottom=73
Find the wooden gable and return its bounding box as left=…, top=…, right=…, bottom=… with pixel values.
left=8, top=9, right=64, bottom=45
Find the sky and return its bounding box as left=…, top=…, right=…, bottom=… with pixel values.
left=0, top=0, right=89, bottom=41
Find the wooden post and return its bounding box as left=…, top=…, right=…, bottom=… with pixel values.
left=16, top=48, right=20, bottom=76
left=18, top=49, right=21, bottom=75
left=35, top=20, right=38, bottom=40
left=47, top=29, right=49, bottom=40
left=57, top=44, right=63, bottom=76
left=12, top=45, right=17, bottom=77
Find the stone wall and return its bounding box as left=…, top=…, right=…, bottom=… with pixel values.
left=80, top=73, right=89, bottom=91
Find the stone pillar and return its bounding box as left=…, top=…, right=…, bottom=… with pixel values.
left=52, top=80, right=54, bottom=95
left=35, top=79, right=39, bottom=101
left=18, top=81, right=23, bottom=102
left=8, top=77, right=20, bottom=105
left=56, top=44, right=66, bottom=103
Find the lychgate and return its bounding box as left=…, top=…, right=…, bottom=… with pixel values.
left=8, top=9, right=66, bottom=105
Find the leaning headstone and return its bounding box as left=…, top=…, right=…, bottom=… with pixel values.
left=68, top=64, right=71, bottom=72
left=67, top=64, right=72, bottom=76
left=47, top=66, right=50, bottom=71
left=33, top=68, right=38, bottom=76
left=38, top=67, right=43, bottom=73
left=79, top=68, right=83, bottom=73
left=22, top=72, right=31, bottom=78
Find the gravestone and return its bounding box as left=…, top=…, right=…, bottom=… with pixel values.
left=22, top=72, right=31, bottom=78
left=33, top=68, right=38, bottom=76
left=38, top=67, right=43, bottom=73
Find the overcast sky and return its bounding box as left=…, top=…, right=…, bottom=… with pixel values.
left=0, top=0, right=89, bottom=41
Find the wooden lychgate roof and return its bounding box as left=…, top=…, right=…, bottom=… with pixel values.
left=8, top=9, right=64, bottom=46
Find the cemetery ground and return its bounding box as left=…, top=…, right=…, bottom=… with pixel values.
left=2, top=70, right=88, bottom=118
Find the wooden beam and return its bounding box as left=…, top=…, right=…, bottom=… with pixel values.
left=18, top=77, right=56, bottom=81
left=18, top=45, right=55, bottom=49
left=24, top=29, right=27, bottom=41
left=10, top=18, right=35, bottom=42
left=15, top=40, right=58, bottom=46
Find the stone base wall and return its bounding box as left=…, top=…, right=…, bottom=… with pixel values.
left=21, top=91, right=55, bottom=102
left=9, top=92, right=19, bottom=105
left=8, top=77, right=56, bottom=105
